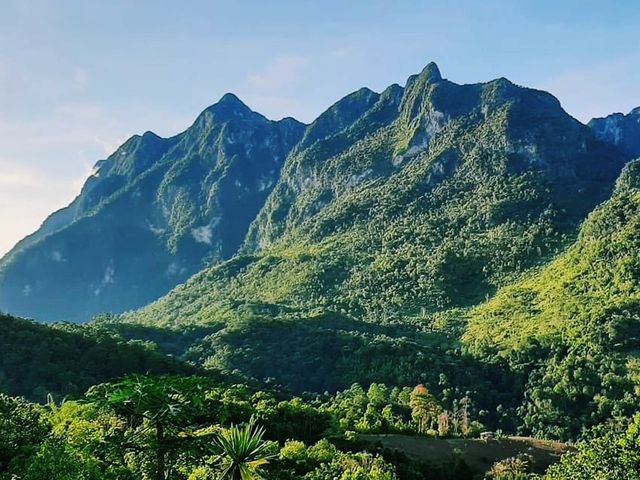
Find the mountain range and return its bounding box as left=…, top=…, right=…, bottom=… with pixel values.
left=2, top=62, right=640, bottom=441
left=0, top=62, right=633, bottom=325
left=0, top=95, right=304, bottom=322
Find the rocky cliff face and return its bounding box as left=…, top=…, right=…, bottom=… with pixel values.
left=589, top=107, right=640, bottom=158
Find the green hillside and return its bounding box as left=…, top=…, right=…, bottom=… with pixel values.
left=464, top=160, right=640, bottom=438
left=119, top=64, right=623, bottom=396
left=129, top=64, right=624, bottom=328
left=0, top=314, right=194, bottom=401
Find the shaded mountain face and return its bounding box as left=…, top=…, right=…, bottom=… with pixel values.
left=589, top=107, right=640, bottom=158
left=0, top=95, right=305, bottom=322
left=0, top=313, right=194, bottom=401
left=127, top=63, right=626, bottom=332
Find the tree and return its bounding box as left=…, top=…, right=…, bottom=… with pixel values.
left=459, top=395, right=471, bottom=437
left=87, top=375, right=210, bottom=480
left=485, top=454, right=531, bottom=480
left=212, top=419, right=275, bottom=480
left=437, top=410, right=451, bottom=437
left=409, top=385, right=440, bottom=435
left=0, top=393, right=49, bottom=472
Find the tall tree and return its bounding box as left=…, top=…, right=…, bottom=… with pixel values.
left=409, top=385, right=440, bottom=435
left=87, top=375, right=210, bottom=480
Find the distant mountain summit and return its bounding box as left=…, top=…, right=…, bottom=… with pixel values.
left=0, top=95, right=305, bottom=322
left=589, top=107, right=640, bottom=158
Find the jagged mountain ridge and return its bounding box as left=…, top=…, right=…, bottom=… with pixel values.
left=1, top=63, right=635, bottom=327
left=127, top=63, right=627, bottom=328
left=0, top=95, right=305, bottom=322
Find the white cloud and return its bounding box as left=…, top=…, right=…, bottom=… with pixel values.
left=0, top=159, right=78, bottom=257
left=0, top=170, right=39, bottom=188
left=248, top=55, right=310, bottom=91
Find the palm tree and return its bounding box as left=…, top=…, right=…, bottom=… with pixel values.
left=213, top=419, right=275, bottom=480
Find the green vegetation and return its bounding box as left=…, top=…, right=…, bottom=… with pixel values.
left=0, top=375, right=524, bottom=480
left=464, top=160, right=640, bottom=439
left=544, top=415, right=640, bottom=479
left=110, top=65, right=631, bottom=443
left=2, top=64, right=640, bottom=476
left=0, top=314, right=194, bottom=401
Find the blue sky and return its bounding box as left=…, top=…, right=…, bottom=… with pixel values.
left=1, top=0, right=639, bottom=255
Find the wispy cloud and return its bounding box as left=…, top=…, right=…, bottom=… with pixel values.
left=248, top=55, right=310, bottom=91
left=0, top=170, right=39, bottom=188
left=0, top=159, right=77, bottom=256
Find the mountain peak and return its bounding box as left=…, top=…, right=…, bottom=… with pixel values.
left=203, top=92, right=253, bottom=117
left=402, top=62, right=444, bottom=100
left=207, top=92, right=251, bottom=112
left=420, top=62, right=442, bottom=82
left=192, top=93, right=260, bottom=129
left=218, top=92, right=245, bottom=105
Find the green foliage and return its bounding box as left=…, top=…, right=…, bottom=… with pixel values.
left=544, top=414, right=640, bottom=479
left=410, top=385, right=441, bottom=434
left=0, top=394, right=48, bottom=473
left=112, top=65, right=625, bottom=441
left=465, top=161, right=640, bottom=438
left=3, top=66, right=640, bottom=475
left=87, top=375, right=213, bottom=480
left=484, top=454, right=533, bottom=480
left=0, top=314, right=194, bottom=402
left=0, top=376, right=493, bottom=480
left=209, top=420, right=276, bottom=479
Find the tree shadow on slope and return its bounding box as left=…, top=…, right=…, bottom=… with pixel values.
left=181, top=310, right=524, bottom=430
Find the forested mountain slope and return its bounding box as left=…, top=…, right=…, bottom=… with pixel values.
left=3, top=62, right=639, bottom=443
left=0, top=314, right=194, bottom=401
left=106, top=65, right=637, bottom=440
left=464, top=159, right=640, bottom=438
left=0, top=95, right=305, bottom=322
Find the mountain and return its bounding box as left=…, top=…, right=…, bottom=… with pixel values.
left=589, top=106, right=640, bottom=158
left=0, top=95, right=305, bottom=322
left=464, top=159, right=640, bottom=438
left=127, top=62, right=625, bottom=329
left=112, top=63, right=631, bottom=415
